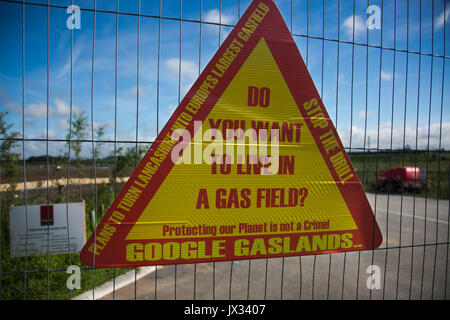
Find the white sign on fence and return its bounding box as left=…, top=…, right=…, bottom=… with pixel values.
left=9, top=203, right=86, bottom=257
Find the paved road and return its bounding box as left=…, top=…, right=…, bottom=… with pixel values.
left=100, top=192, right=450, bottom=300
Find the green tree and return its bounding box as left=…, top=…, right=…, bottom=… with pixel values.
left=0, top=111, right=20, bottom=194
left=65, top=111, right=87, bottom=170
left=87, top=124, right=112, bottom=231
left=111, top=145, right=147, bottom=180
left=63, top=111, right=88, bottom=201
left=0, top=112, right=21, bottom=300
left=93, top=124, right=106, bottom=161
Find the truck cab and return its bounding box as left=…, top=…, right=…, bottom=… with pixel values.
left=376, top=166, right=426, bottom=193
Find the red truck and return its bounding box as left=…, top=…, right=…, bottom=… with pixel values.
left=376, top=166, right=427, bottom=193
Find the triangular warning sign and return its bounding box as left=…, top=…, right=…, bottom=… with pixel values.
left=81, top=0, right=382, bottom=268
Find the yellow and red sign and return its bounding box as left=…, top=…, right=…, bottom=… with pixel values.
left=80, top=0, right=382, bottom=268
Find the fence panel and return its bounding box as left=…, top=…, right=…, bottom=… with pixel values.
left=0, top=0, right=448, bottom=300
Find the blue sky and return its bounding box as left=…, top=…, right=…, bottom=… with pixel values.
left=0, top=0, right=449, bottom=159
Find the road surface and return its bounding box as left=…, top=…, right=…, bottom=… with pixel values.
left=99, top=192, right=449, bottom=300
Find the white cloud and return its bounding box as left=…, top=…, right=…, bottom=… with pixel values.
left=167, top=103, right=177, bottom=115
left=56, top=41, right=84, bottom=80
left=435, top=7, right=449, bottom=30
left=380, top=71, right=393, bottom=81
left=181, top=84, right=193, bottom=98
left=339, top=122, right=450, bottom=150
left=24, top=102, right=48, bottom=117
left=58, top=118, right=69, bottom=131
left=358, top=110, right=366, bottom=119
left=204, top=9, right=233, bottom=25
left=358, top=110, right=373, bottom=119
left=54, top=98, right=82, bottom=116
left=23, top=99, right=81, bottom=118
left=43, top=129, right=58, bottom=139
left=90, top=120, right=113, bottom=132
left=127, top=85, right=146, bottom=98
left=165, top=58, right=198, bottom=82
left=343, top=15, right=366, bottom=38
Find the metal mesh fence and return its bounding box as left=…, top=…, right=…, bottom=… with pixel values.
left=0, top=0, right=449, bottom=300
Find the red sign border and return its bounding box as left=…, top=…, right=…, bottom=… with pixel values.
left=80, top=0, right=382, bottom=268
